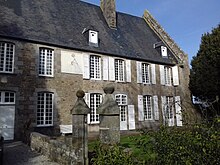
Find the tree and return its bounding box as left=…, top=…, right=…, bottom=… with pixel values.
left=189, top=24, right=220, bottom=114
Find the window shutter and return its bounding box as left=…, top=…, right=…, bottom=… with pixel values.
left=126, top=60, right=131, bottom=82
left=103, top=57, right=109, bottom=80
left=175, top=96, right=182, bottom=126
left=128, top=105, right=135, bottom=130
left=160, top=65, right=165, bottom=85
left=137, top=61, right=142, bottom=83
left=151, top=64, right=156, bottom=84
left=109, top=57, right=115, bottom=81
left=161, top=96, right=166, bottom=125
left=153, top=96, right=159, bottom=120
left=172, top=66, right=179, bottom=86
left=84, top=93, right=90, bottom=124
left=138, top=95, right=144, bottom=121
left=83, top=54, right=90, bottom=79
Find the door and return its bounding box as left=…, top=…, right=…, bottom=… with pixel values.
left=0, top=91, right=16, bottom=140
left=161, top=96, right=175, bottom=126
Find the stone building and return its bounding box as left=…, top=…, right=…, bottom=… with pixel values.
left=0, top=0, right=197, bottom=140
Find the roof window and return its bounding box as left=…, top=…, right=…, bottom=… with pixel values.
left=89, top=30, right=98, bottom=47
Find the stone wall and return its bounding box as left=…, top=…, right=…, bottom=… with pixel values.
left=0, top=36, right=199, bottom=141
left=30, top=132, right=78, bottom=165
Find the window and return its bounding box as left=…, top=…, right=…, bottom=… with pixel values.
left=89, top=30, right=98, bottom=47
left=37, top=92, right=54, bottom=126
left=142, top=63, right=150, bottom=84
left=143, top=95, right=153, bottom=120
left=164, top=96, right=174, bottom=120
left=0, top=42, right=15, bottom=73
left=161, top=46, right=167, bottom=57
left=39, top=48, right=54, bottom=77
left=115, top=59, right=125, bottom=82
left=164, top=66, right=172, bottom=85
left=90, top=55, right=101, bottom=80
left=0, top=91, right=15, bottom=104
left=90, top=93, right=102, bottom=123
left=115, top=94, right=127, bottom=122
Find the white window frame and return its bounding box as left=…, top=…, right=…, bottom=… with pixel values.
left=164, top=96, right=174, bottom=120
left=90, top=93, right=102, bottom=124
left=142, top=63, right=151, bottom=84
left=115, top=94, right=127, bottom=122
left=0, top=42, right=15, bottom=73
left=37, top=92, right=54, bottom=127
left=164, top=66, right=172, bottom=86
left=90, top=55, right=101, bottom=80
left=115, top=59, right=125, bottom=82
left=143, top=95, right=153, bottom=120
left=38, top=48, right=54, bottom=77
left=0, top=91, right=15, bottom=104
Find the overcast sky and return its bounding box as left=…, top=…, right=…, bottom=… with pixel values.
left=82, top=0, right=220, bottom=64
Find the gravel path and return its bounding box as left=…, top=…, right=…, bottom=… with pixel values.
left=3, top=141, right=59, bottom=165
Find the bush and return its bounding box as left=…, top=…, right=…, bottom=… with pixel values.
left=91, top=143, right=134, bottom=165
left=146, top=121, right=220, bottom=165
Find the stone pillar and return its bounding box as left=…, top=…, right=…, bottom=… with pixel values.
left=71, top=90, right=90, bottom=165
left=97, top=85, right=120, bottom=144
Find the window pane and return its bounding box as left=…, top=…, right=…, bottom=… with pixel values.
left=143, top=95, right=152, bottom=120
left=37, top=92, right=53, bottom=126
left=90, top=93, right=101, bottom=123
left=115, top=59, right=124, bottom=81
left=0, top=42, right=14, bottom=73
left=39, top=48, right=54, bottom=76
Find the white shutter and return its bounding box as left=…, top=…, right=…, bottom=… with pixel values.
left=151, top=64, right=156, bottom=84
left=126, top=60, right=131, bottom=82
left=161, top=96, right=166, bottom=125
left=138, top=95, right=144, bottom=121
left=175, top=96, right=182, bottom=126
left=83, top=54, right=90, bottom=79
left=137, top=61, right=142, bottom=83
left=172, top=66, right=179, bottom=86
left=128, top=105, right=135, bottom=130
left=109, top=57, right=115, bottom=81
left=153, top=96, right=159, bottom=120
left=103, top=57, right=109, bottom=80
left=84, top=93, right=90, bottom=124
left=160, top=65, right=165, bottom=85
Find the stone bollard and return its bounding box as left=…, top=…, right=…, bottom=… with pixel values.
left=71, top=90, right=90, bottom=165
left=97, top=85, right=120, bottom=144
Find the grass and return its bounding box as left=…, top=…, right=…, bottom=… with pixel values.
left=88, top=134, right=156, bottom=164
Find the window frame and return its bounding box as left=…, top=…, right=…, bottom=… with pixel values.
left=165, top=96, right=174, bottom=120
left=38, top=47, right=54, bottom=77
left=0, top=91, right=16, bottom=104
left=115, top=59, right=125, bottom=82
left=164, top=66, right=172, bottom=86
left=0, top=42, right=15, bottom=73
left=36, top=92, right=54, bottom=127
left=143, top=95, right=153, bottom=120
left=115, top=94, right=127, bottom=122
left=89, top=93, right=102, bottom=124
left=142, top=63, right=151, bottom=84
left=90, top=55, right=101, bottom=80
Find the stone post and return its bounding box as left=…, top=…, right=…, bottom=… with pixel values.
left=97, top=85, right=120, bottom=144
left=71, top=90, right=90, bottom=165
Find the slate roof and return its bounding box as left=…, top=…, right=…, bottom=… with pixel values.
left=0, top=0, right=176, bottom=64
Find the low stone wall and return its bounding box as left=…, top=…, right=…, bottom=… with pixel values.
left=30, top=132, right=78, bottom=165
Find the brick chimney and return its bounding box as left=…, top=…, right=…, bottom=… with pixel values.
left=100, top=0, right=116, bottom=29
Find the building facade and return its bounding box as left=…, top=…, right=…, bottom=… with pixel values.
left=0, top=0, right=198, bottom=140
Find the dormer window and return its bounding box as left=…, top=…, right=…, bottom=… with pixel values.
left=161, top=46, right=167, bottom=57
left=89, top=30, right=98, bottom=47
